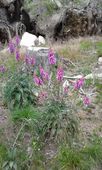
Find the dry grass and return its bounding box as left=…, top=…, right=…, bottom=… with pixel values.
left=52, top=38, right=81, bottom=61
left=51, top=36, right=101, bottom=62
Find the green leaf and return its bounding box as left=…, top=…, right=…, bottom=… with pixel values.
left=9, top=161, right=14, bottom=168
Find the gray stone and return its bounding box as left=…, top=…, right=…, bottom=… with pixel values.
left=27, top=47, right=50, bottom=70
left=98, top=57, right=102, bottom=65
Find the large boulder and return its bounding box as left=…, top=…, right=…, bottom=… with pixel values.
left=45, top=4, right=102, bottom=41
left=0, top=0, right=28, bottom=43
left=20, top=32, right=46, bottom=47
left=29, top=0, right=102, bottom=41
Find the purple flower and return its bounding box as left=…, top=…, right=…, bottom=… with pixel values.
left=0, top=65, right=6, bottom=73
left=15, top=50, right=20, bottom=61
left=39, top=66, right=49, bottom=80
left=30, top=57, right=35, bottom=65
left=83, top=96, right=91, bottom=106
left=48, top=49, right=56, bottom=65
left=44, top=72, right=49, bottom=80
left=34, top=75, right=43, bottom=86
left=74, top=77, right=84, bottom=90
left=25, top=54, right=35, bottom=65
left=56, top=67, right=64, bottom=81
left=8, top=41, right=15, bottom=53
left=15, top=35, right=20, bottom=46
left=40, top=66, right=45, bottom=76
left=25, top=54, right=30, bottom=65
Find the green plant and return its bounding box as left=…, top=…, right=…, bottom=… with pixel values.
left=4, top=72, right=36, bottom=108
left=2, top=147, right=32, bottom=170
left=53, top=138, right=102, bottom=170
left=11, top=106, right=43, bottom=129
left=38, top=101, right=78, bottom=144
left=0, top=144, right=7, bottom=169
left=29, top=140, right=45, bottom=170
left=2, top=148, right=17, bottom=170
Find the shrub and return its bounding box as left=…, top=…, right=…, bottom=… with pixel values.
left=37, top=101, right=79, bottom=144
left=4, top=72, right=36, bottom=108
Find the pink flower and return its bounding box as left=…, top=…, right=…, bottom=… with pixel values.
left=0, top=65, right=6, bottom=73
left=56, top=67, right=64, bottom=81
left=48, top=49, right=56, bottom=65
left=15, top=50, right=20, bottom=61
left=40, top=66, right=45, bottom=76
left=83, top=96, right=91, bottom=106
left=8, top=41, right=15, bottom=53
left=39, top=66, right=49, bottom=80
left=34, top=75, right=43, bottom=86
left=74, top=77, right=84, bottom=90
left=44, top=72, right=49, bottom=80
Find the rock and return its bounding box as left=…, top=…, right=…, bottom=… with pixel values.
left=28, top=46, right=49, bottom=52
left=85, top=74, right=94, bottom=79
left=38, top=35, right=46, bottom=45
left=20, top=32, right=38, bottom=47
left=0, top=0, right=26, bottom=42
left=19, top=46, right=51, bottom=74
left=85, top=73, right=102, bottom=80
left=96, top=73, right=102, bottom=79
left=64, top=75, right=83, bottom=79
left=0, top=0, right=14, bottom=7
left=32, top=0, right=102, bottom=41
left=98, top=57, right=102, bottom=65
left=26, top=46, right=50, bottom=69
left=52, top=0, right=63, bottom=8
left=20, top=32, right=46, bottom=47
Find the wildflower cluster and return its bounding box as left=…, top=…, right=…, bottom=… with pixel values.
left=31, top=49, right=91, bottom=107
left=25, top=54, right=35, bottom=66
left=34, top=74, right=43, bottom=86
left=39, top=66, right=49, bottom=81
left=4, top=38, right=91, bottom=107
left=74, top=77, right=84, bottom=90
